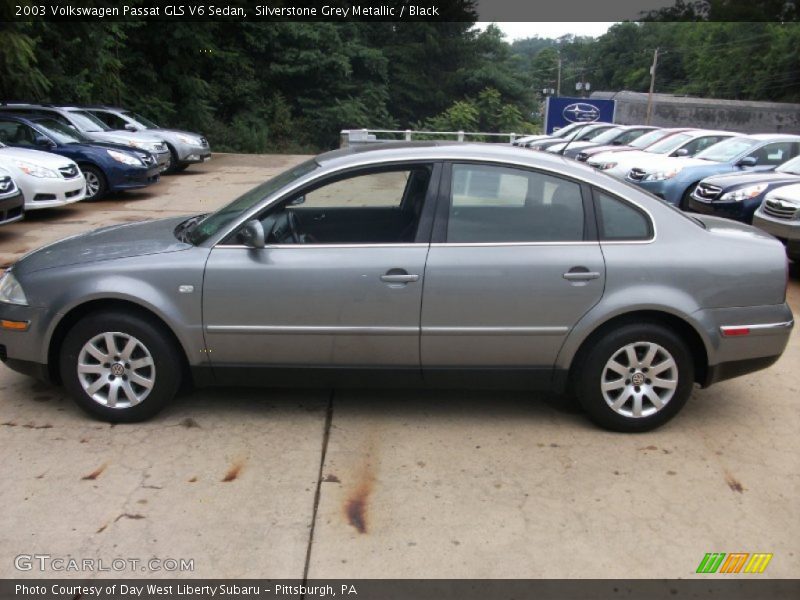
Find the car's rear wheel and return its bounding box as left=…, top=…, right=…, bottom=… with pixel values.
left=80, top=165, right=107, bottom=200
left=576, top=323, right=694, bottom=432
left=60, top=311, right=181, bottom=422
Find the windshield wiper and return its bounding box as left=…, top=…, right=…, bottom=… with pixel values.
left=175, top=214, right=207, bottom=243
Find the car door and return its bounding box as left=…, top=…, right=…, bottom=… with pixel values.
left=420, top=162, right=606, bottom=387
left=202, top=162, right=440, bottom=383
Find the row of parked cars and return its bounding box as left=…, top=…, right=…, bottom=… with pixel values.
left=513, top=122, right=800, bottom=262
left=0, top=103, right=211, bottom=225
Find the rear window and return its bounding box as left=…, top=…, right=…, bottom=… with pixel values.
left=594, top=191, right=653, bottom=241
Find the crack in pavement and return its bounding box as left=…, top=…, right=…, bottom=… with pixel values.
left=302, top=390, right=335, bottom=584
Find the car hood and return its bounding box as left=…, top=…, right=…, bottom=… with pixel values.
left=0, top=146, right=77, bottom=169
left=66, top=141, right=152, bottom=158
left=765, top=182, right=800, bottom=201
left=581, top=144, right=636, bottom=157
left=700, top=170, right=800, bottom=188
left=88, top=131, right=166, bottom=145
left=14, top=216, right=192, bottom=275
left=635, top=156, right=710, bottom=173
left=590, top=149, right=651, bottom=165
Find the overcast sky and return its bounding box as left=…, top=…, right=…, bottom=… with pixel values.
left=476, top=22, right=617, bottom=41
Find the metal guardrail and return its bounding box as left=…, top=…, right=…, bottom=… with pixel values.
left=340, top=128, right=537, bottom=148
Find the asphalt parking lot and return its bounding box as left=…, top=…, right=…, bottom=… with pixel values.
left=0, top=154, right=798, bottom=579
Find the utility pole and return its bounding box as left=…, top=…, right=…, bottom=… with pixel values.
left=556, top=50, right=562, bottom=97
left=646, top=48, right=659, bottom=125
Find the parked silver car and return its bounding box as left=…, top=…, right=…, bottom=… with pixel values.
left=0, top=143, right=793, bottom=431
left=82, top=106, right=211, bottom=172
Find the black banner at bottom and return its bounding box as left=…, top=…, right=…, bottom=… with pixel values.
left=2, top=579, right=800, bottom=600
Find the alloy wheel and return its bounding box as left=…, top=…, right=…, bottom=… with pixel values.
left=84, top=171, right=101, bottom=198
left=600, top=341, right=678, bottom=418
left=77, top=331, right=156, bottom=408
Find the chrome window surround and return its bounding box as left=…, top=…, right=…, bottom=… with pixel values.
left=211, top=155, right=659, bottom=249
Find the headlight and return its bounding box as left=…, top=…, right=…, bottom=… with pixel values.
left=107, top=149, right=144, bottom=166
left=643, top=168, right=682, bottom=181
left=0, top=271, right=28, bottom=306
left=720, top=184, right=768, bottom=202
left=15, top=160, right=58, bottom=178
left=128, top=140, right=159, bottom=152
left=177, top=134, right=202, bottom=145
left=594, top=162, right=618, bottom=170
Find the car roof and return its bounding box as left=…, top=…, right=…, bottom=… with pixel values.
left=316, top=142, right=604, bottom=178
left=745, top=133, right=800, bottom=141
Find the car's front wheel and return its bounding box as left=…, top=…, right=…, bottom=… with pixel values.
left=60, top=311, right=181, bottom=422
left=576, top=323, right=694, bottom=432
left=80, top=165, right=108, bottom=200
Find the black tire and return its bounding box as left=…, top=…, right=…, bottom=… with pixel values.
left=59, top=311, right=181, bottom=422
left=165, top=146, right=189, bottom=173
left=679, top=184, right=697, bottom=210
left=575, top=323, right=694, bottom=433
left=80, top=164, right=108, bottom=200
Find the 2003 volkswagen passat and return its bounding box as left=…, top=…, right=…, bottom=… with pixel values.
left=0, top=143, right=793, bottom=431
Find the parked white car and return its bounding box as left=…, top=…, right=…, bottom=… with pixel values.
left=753, top=182, right=800, bottom=262
left=588, top=130, right=738, bottom=179
left=0, top=142, right=86, bottom=209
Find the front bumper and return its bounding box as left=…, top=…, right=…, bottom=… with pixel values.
left=23, top=176, right=86, bottom=210
left=174, top=141, right=212, bottom=165
left=687, top=192, right=757, bottom=223
left=0, top=190, right=25, bottom=225
left=107, top=164, right=162, bottom=192
left=0, top=300, right=50, bottom=379
left=753, top=209, right=800, bottom=242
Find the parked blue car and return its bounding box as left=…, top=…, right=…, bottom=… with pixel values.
left=0, top=114, right=161, bottom=200
left=625, top=134, right=800, bottom=207
left=688, top=154, right=800, bottom=223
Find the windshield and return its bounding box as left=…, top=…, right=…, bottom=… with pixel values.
left=66, top=110, right=112, bottom=132
left=553, top=122, right=585, bottom=138
left=776, top=155, right=800, bottom=175
left=34, top=118, right=92, bottom=144
left=631, top=129, right=673, bottom=149
left=578, top=126, right=612, bottom=141
left=124, top=111, right=160, bottom=129
left=586, top=127, right=626, bottom=145
left=188, top=159, right=320, bottom=244
left=695, top=136, right=758, bottom=162
left=646, top=133, right=692, bottom=154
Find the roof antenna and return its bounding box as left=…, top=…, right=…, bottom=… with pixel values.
left=558, top=123, right=590, bottom=156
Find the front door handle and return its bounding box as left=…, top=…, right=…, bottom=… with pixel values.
left=381, top=268, right=420, bottom=284
left=563, top=268, right=601, bottom=281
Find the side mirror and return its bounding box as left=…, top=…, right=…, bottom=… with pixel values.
left=674, top=148, right=689, bottom=157
left=737, top=156, right=757, bottom=168
left=34, top=134, right=54, bottom=148
left=238, top=219, right=266, bottom=248
left=124, top=123, right=138, bottom=132
left=287, top=195, right=305, bottom=206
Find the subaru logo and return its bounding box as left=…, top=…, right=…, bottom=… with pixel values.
left=562, top=103, right=600, bottom=123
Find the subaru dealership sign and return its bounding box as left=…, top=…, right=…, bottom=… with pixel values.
left=545, top=96, right=616, bottom=134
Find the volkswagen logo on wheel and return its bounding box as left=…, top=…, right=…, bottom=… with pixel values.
left=563, top=102, right=600, bottom=123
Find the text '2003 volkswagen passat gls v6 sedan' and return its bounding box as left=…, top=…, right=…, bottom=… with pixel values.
left=0, top=144, right=793, bottom=432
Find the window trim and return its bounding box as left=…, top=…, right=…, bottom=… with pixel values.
left=592, top=187, right=655, bottom=243
left=432, top=161, right=596, bottom=246
left=216, top=160, right=441, bottom=248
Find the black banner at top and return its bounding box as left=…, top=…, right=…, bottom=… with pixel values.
left=3, top=0, right=799, bottom=22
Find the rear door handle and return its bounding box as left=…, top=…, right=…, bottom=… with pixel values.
left=381, top=274, right=420, bottom=283
left=381, top=268, right=420, bottom=284
left=563, top=269, right=601, bottom=281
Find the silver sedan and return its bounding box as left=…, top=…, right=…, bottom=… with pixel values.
left=0, top=143, right=793, bottom=431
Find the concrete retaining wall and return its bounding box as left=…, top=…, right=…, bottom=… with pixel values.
left=591, top=91, right=800, bottom=133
